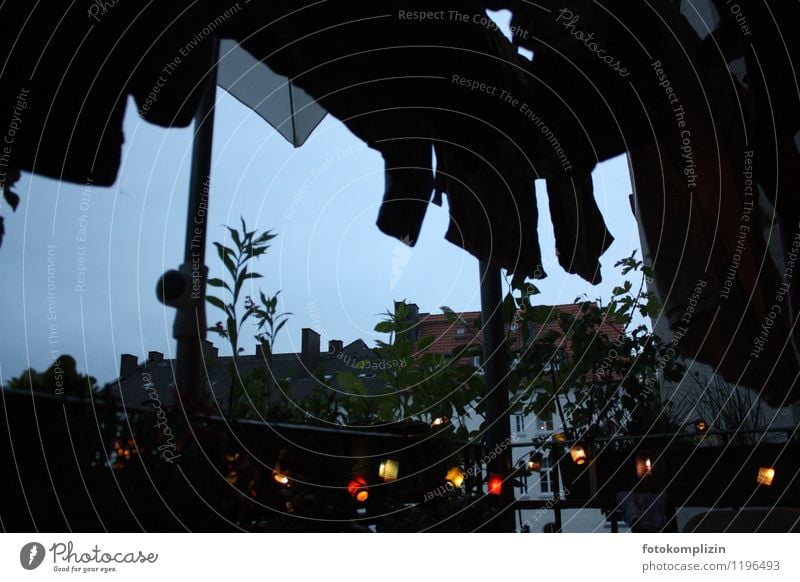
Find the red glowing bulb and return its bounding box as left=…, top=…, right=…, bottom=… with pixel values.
left=348, top=476, right=369, bottom=502
left=488, top=474, right=503, bottom=495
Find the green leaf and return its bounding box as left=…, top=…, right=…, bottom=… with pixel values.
left=336, top=372, right=366, bottom=395
left=226, top=226, right=242, bottom=249
left=416, top=335, right=435, bottom=352
left=273, top=319, right=289, bottom=337
left=207, top=295, right=228, bottom=312
left=529, top=305, right=555, bottom=325
left=207, top=277, right=231, bottom=291
left=374, top=321, right=394, bottom=334
left=234, top=268, right=262, bottom=298
left=214, top=242, right=237, bottom=280
left=255, top=229, right=277, bottom=244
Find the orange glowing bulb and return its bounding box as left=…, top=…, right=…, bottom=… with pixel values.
left=348, top=476, right=369, bottom=502
left=488, top=474, right=503, bottom=495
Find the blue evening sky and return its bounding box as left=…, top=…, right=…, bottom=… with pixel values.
left=0, top=11, right=640, bottom=385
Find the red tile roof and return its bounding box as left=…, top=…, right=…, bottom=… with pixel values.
left=414, top=303, right=623, bottom=361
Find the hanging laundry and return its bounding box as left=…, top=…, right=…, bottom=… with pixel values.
left=229, top=0, right=551, bottom=278
left=546, top=175, right=614, bottom=284
left=0, top=2, right=215, bottom=188
left=496, top=0, right=800, bottom=403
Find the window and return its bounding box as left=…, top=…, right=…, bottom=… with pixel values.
left=539, top=457, right=554, bottom=495
left=455, top=327, right=466, bottom=338
left=470, top=355, right=485, bottom=376
left=542, top=345, right=567, bottom=373
left=536, top=417, right=554, bottom=432
left=514, top=414, right=525, bottom=433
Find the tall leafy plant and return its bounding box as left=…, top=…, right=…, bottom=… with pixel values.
left=206, top=218, right=290, bottom=414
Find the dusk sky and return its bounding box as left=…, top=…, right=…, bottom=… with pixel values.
left=0, top=12, right=641, bottom=386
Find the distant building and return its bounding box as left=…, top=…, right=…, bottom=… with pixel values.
left=410, top=302, right=624, bottom=532
left=109, top=329, right=391, bottom=411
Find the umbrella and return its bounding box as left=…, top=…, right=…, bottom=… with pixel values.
left=216, top=38, right=327, bottom=148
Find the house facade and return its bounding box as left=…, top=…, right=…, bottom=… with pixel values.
left=411, top=302, right=625, bottom=532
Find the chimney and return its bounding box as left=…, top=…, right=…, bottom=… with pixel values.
left=300, top=328, right=321, bottom=376
left=119, top=354, right=139, bottom=378
left=328, top=339, right=344, bottom=355
left=202, top=340, right=219, bottom=359
left=407, top=303, right=421, bottom=342
left=148, top=351, right=164, bottom=363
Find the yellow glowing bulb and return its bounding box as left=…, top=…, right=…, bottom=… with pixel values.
left=570, top=445, right=587, bottom=465
left=378, top=458, right=400, bottom=481
left=445, top=467, right=465, bottom=488
left=636, top=456, right=653, bottom=478
left=527, top=453, right=542, bottom=472
left=757, top=466, right=775, bottom=487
